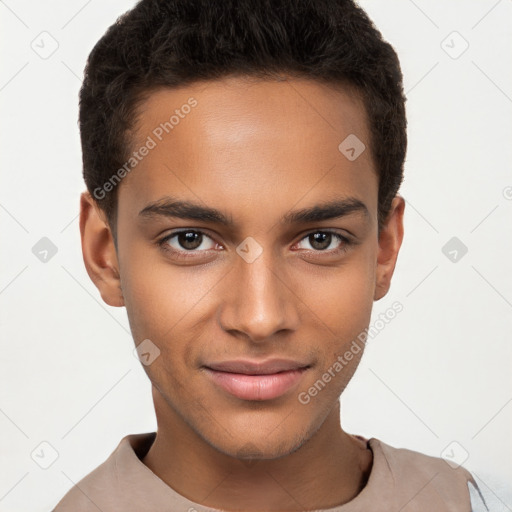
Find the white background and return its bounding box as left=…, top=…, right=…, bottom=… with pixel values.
left=1, top=1, right=511, bottom=510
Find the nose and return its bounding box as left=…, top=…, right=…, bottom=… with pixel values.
left=218, top=251, right=300, bottom=343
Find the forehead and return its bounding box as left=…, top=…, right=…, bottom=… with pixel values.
left=118, top=76, right=377, bottom=226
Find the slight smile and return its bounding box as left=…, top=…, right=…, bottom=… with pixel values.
left=202, top=359, right=312, bottom=401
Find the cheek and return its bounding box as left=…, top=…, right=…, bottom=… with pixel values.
left=299, top=255, right=376, bottom=335
left=119, top=245, right=223, bottom=388
left=119, top=245, right=212, bottom=338
left=298, top=253, right=376, bottom=383
left=120, top=262, right=200, bottom=396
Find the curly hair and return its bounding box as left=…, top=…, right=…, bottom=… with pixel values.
left=79, top=0, right=407, bottom=234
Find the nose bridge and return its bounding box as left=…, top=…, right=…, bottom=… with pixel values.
left=219, top=246, right=298, bottom=341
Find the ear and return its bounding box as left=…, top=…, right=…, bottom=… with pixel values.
left=79, top=191, right=124, bottom=307
left=373, top=195, right=405, bottom=301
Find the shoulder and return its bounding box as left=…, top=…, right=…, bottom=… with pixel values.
left=369, top=438, right=488, bottom=511
left=52, top=432, right=157, bottom=512
left=373, top=438, right=473, bottom=480
left=51, top=448, right=120, bottom=511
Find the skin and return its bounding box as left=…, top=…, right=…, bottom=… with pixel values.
left=80, top=76, right=405, bottom=511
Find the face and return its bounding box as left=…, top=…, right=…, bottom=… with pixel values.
left=81, top=76, right=404, bottom=459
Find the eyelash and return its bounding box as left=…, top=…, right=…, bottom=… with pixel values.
left=157, top=229, right=353, bottom=260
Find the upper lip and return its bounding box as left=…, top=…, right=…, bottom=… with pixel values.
left=204, top=358, right=311, bottom=375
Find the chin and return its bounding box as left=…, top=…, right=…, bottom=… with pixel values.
left=196, top=417, right=314, bottom=462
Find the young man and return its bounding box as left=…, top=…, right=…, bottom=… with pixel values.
left=53, top=0, right=488, bottom=510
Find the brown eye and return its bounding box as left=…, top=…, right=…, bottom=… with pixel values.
left=296, top=231, right=349, bottom=252
left=177, top=231, right=203, bottom=250
left=309, top=232, right=332, bottom=250
left=160, top=230, right=218, bottom=253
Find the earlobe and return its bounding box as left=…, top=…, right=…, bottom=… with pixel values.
left=79, top=191, right=124, bottom=307
left=373, top=195, right=405, bottom=301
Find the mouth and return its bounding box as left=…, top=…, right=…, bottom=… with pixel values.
left=202, top=359, right=311, bottom=401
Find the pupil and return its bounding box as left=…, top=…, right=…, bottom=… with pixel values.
left=311, top=232, right=331, bottom=250
left=179, top=231, right=202, bottom=250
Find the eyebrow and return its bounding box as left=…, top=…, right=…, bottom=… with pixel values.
left=138, top=196, right=370, bottom=226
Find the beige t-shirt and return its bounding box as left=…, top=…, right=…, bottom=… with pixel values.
left=52, top=432, right=486, bottom=511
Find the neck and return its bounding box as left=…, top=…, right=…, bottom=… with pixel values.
left=142, top=392, right=373, bottom=512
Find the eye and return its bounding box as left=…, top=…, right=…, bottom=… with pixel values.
left=159, top=230, right=220, bottom=256
left=295, top=231, right=351, bottom=253
left=157, top=229, right=352, bottom=261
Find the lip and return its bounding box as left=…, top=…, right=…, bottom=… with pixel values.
left=202, top=359, right=310, bottom=401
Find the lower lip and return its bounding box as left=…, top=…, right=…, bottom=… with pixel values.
left=203, top=367, right=309, bottom=401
